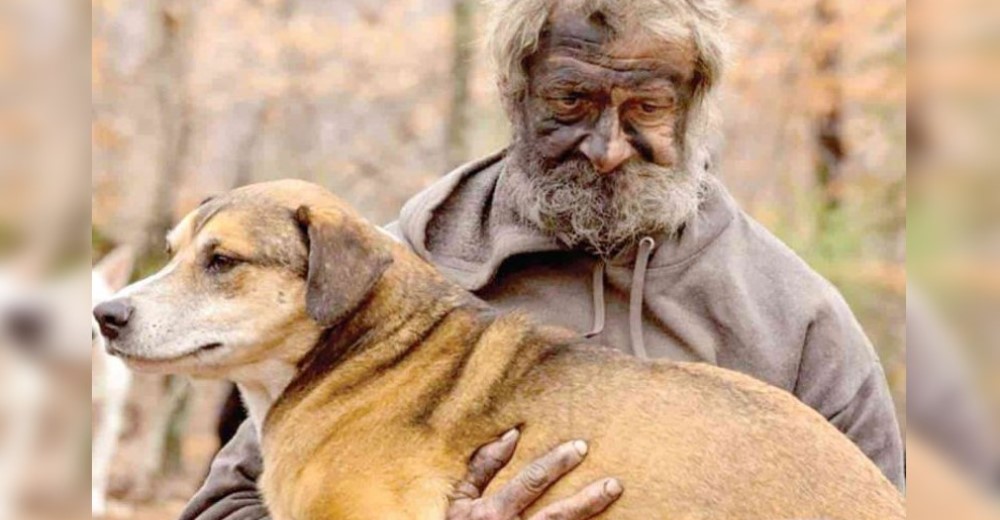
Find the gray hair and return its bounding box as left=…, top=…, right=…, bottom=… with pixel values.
left=484, top=0, right=729, bottom=113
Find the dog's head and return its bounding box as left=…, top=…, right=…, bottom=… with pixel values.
left=0, top=262, right=92, bottom=366
left=94, top=180, right=394, bottom=378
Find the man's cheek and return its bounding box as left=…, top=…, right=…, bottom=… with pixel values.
left=638, top=127, right=679, bottom=167
left=531, top=121, right=588, bottom=161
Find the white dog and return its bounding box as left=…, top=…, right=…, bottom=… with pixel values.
left=0, top=268, right=48, bottom=520
left=91, top=247, right=136, bottom=518
left=0, top=246, right=185, bottom=518
left=0, top=258, right=93, bottom=518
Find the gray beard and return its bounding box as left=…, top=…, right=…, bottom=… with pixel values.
left=505, top=142, right=708, bottom=258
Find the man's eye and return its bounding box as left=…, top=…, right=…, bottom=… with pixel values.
left=639, top=103, right=669, bottom=114
left=551, top=95, right=584, bottom=111
left=630, top=101, right=673, bottom=123
left=206, top=253, right=240, bottom=274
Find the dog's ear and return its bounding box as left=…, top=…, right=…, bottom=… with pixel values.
left=294, top=205, right=393, bottom=328
left=95, top=246, right=136, bottom=291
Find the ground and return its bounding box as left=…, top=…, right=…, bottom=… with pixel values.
left=98, top=378, right=231, bottom=520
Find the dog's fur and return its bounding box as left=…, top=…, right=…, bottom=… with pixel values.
left=104, top=180, right=904, bottom=519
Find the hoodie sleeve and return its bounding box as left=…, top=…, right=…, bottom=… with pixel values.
left=178, top=420, right=270, bottom=520
left=793, top=287, right=905, bottom=490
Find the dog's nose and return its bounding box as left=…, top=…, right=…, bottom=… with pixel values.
left=94, top=299, right=134, bottom=340
left=5, top=306, right=48, bottom=346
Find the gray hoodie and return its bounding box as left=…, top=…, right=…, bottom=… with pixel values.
left=180, top=152, right=904, bottom=520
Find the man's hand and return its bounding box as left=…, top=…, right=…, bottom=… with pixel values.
left=447, top=430, right=623, bottom=520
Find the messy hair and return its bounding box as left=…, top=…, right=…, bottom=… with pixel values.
left=484, top=0, right=729, bottom=112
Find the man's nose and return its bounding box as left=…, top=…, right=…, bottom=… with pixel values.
left=579, top=112, right=636, bottom=174
left=93, top=298, right=134, bottom=340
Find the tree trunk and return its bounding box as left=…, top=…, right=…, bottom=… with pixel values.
left=814, top=0, right=846, bottom=231
left=445, top=0, right=475, bottom=170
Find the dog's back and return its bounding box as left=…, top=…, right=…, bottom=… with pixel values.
left=264, top=309, right=903, bottom=520
left=491, top=336, right=903, bottom=518
left=107, top=180, right=901, bottom=519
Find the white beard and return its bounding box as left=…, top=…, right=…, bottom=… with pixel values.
left=505, top=143, right=709, bottom=257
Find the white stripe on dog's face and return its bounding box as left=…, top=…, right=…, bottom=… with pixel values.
left=113, top=260, right=179, bottom=301
left=102, top=197, right=323, bottom=378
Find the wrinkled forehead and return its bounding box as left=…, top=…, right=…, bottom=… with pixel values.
left=168, top=197, right=306, bottom=268
left=536, top=5, right=696, bottom=72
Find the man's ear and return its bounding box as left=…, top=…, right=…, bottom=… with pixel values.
left=294, top=205, right=393, bottom=328
left=95, top=246, right=135, bottom=291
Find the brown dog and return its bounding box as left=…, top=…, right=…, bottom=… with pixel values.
left=97, top=180, right=904, bottom=519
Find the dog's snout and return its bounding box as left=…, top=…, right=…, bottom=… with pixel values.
left=5, top=306, right=48, bottom=346
left=94, top=299, right=134, bottom=340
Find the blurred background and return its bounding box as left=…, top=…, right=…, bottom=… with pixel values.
left=0, top=0, right=995, bottom=518
left=909, top=0, right=1000, bottom=518
left=1, top=0, right=90, bottom=519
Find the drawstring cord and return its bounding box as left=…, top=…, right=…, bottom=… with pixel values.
left=585, top=236, right=656, bottom=360
left=585, top=261, right=606, bottom=338
left=629, top=237, right=656, bottom=360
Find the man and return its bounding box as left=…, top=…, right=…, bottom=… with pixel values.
left=181, top=0, right=904, bottom=518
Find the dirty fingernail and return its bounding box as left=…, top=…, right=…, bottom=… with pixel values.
left=604, top=478, right=623, bottom=496
left=573, top=440, right=588, bottom=456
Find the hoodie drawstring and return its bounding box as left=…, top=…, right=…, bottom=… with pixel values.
left=585, top=261, right=606, bottom=339
left=585, top=236, right=656, bottom=360
left=629, top=237, right=656, bottom=359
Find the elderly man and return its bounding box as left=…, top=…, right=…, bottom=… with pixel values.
left=180, top=0, right=904, bottom=518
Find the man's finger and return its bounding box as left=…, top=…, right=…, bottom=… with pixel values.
left=453, top=429, right=521, bottom=500
left=489, top=440, right=589, bottom=516
left=528, top=478, right=623, bottom=520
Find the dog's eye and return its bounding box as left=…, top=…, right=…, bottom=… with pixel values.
left=206, top=253, right=240, bottom=274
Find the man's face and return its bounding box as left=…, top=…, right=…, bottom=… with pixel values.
left=523, top=11, right=696, bottom=172
left=507, top=9, right=706, bottom=256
